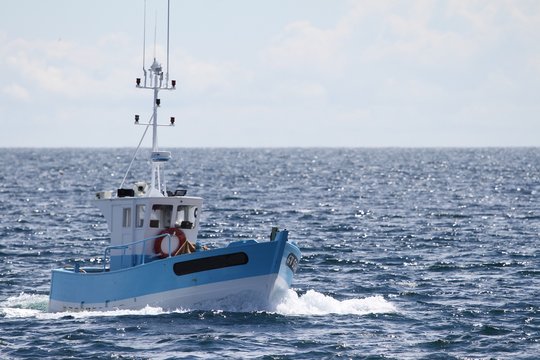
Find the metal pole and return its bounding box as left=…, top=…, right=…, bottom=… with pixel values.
left=142, top=0, right=147, bottom=86
left=166, top=0, right=170, bottom=87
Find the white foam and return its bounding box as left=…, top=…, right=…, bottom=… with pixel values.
left=1, top=290, right=398, bottom=318
left=0, top=293, right=47, bottom=319
left=2, top=292, right=48, bottom=310
left=275, top=289, right=398, bottom=316
left=0, top=293, right=177, bottom=319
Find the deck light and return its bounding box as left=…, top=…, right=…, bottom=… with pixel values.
left=171, top=80, right=176, bottom=88
left=156, top=98, right=161, bottom=106
left=136, top=78, right=141, bottom=86
left=170, top=117, right=175, bottom=125
left=135, top=114, right=139, bottom=123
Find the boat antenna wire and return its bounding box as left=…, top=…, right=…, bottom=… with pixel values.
left=119, top=117, right=153, bottom=189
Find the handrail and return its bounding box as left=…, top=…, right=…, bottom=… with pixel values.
left=103, top=233, right=173, bottom=271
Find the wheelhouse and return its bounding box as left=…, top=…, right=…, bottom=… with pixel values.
left=93, top=188, right=202, bottom=270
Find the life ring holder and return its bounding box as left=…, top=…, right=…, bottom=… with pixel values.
left=154, top=228, right=186, bottom=258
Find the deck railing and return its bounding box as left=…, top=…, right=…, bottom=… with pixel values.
left=103, top=233, right=172, bottom=271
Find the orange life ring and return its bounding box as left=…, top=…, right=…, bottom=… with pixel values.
left=154, top=228, right=186, bottom=258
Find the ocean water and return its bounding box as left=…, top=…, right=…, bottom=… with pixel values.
left=0, top=147, right=539, bottom=359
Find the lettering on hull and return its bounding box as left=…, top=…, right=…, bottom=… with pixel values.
left=286, top=253, right=299, bottom=273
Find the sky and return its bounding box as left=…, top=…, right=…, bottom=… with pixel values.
left=1, top=0, right=539, bottom=148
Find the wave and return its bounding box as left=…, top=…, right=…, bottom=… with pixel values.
left=275, top=289, right=397, bottom=316
left=1, top=290, right=397, bottom=319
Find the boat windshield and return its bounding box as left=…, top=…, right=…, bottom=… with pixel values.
left=176, top=205, right=197, bottom=229
left=150, top=204, right=173, bottom=228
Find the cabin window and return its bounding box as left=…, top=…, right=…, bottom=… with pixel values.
left=176, top=205, right=196, bottom=229
left=150, top=204, right=173, bottom=228
left=136, top=205, right=146, bottom=228
left=122, top=208, right=131, bottom=228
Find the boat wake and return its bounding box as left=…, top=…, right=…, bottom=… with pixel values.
left=1, top=290, right=397, bottom=319
left=0, top=293, right=170, bottom=320
left=275, top=289, right=397, bottom=316
left=0, top=293, right=49, bottom=319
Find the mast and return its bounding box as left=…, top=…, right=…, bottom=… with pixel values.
left=133, top=0, right=176, bottom=196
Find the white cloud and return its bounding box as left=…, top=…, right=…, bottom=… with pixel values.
left=0, top=34, right=136, bottom=101
left=263, top=20, right=348, bottom=74
left=2, top=83, right=30, bottom=101
left=281, top=81, right=327, bottom=100
left=175, top=54, right=253, bottom=96
left=1, top=0, right=540, bottom=147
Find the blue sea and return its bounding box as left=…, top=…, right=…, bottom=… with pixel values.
left=0, top=148, right=539, bottom=359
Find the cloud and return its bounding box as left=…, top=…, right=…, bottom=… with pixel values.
left=174, top=53, right=253, bottom=97
left=0, top=34, right=136, bottom=101
left=2, top=83, right=30, bottom=101
left=1, top=1, right=539, bottom=147
left=262, top=20, right=348, bottom=75
left=280, top=81, right=327, bottom=100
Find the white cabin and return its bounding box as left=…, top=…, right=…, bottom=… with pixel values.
left=94, top=185, right=202, bottom=270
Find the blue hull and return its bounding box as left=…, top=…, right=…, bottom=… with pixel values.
left=48, top=231, right=300, bottom=312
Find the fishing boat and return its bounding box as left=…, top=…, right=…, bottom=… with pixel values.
left=47, top=2, right=301, bottom=312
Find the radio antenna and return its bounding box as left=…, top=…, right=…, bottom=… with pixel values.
left=131, top=0, right=177, bottom=195
left=153, top=11, right=157, bottom=61
left=166, top=0, right=170, bottom=86
left=142, top=0, right=147, bottom=86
